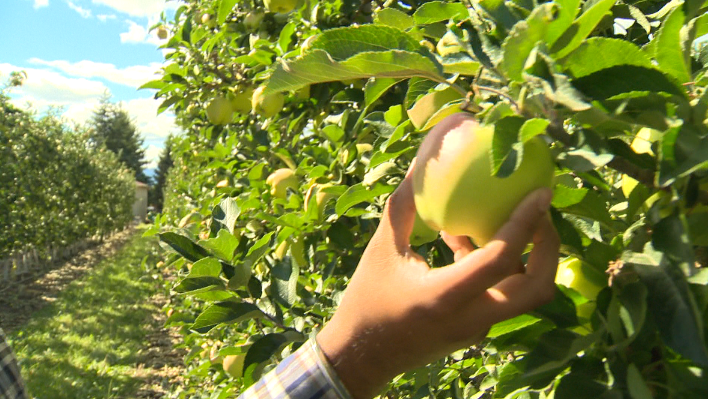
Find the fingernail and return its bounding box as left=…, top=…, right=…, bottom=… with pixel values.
left=538, top=188, right=553, bottom=213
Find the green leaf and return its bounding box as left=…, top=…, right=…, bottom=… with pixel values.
left=629, top=250, right=708, bottom=366
left=545, top=0, right=581, bottom=46
left=138, top=79, right=168, bottom=90
left=264, top=50, right=444, bottom=95
left=571, top=65, right=685, bottom=101
left=364, top=78, right=402, bottom=107
left=174, top=276, right=225, bottom=294
left=550, top=0, right=617, bottom=59
left=159, top=232, right=210, bottom=262
left=440, top=52, right=480, bottom=75
left=561, top=38, right=653, bottom=78
left=335, top=183, right=396, bottom=216
left=502, top=3, right=556, bottom=82
left=407, top=86, right=463, bottom=130
left=271, top=257, right=299, bottom=307
left=191, top=301, right=263, bottom=332
left=658, top=125, right=708, bottom=187
left=627, top=364, right=653, bottom=399
left=519, top=118, right=549, bottom=142
left=413, top=1, right=469, bottom=25
left=652, top=214, right=697, bottom=274
left=654, top=7, right=691, bottom=84
left=211, top=197, right=241, bottom=235
left=488, top=314, right=543, bottom=338
left=374, top=8, right=414, bottom=31
left=199, top=229, right=239, bottom=262
left=243, top=332, right=304, bottom=385
left=246, top=231, right=275, bottom=259
left=217, top=0, right=237, bottom=25
left=523, top=329, right=600, bottom=377
left=555, top=374, right=612, bottom=398
left=189, top=257, right=222, bottom=277
left=491, top=116, right=526, bottom=177
left=309, top=25, right=424, bottom=61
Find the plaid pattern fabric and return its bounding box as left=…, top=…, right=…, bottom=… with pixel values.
left=0, top=328, right=28, bottom=399
left=238, top=339, right=352, bottom=399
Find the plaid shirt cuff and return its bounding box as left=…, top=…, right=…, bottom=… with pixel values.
left=0, top=328, right=28, bottom=399
left=237, top=338, right=353, bottom=399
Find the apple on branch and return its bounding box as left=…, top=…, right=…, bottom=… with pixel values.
left=412, top=113, right=555, bottom=246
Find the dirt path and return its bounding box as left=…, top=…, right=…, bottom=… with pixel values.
left=0, top=229, right=135, bottom=333
left=2, top=228, right=187, bottom=398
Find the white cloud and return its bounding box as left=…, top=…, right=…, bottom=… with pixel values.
left=28, top=58, right=162, bottom=89
left=33, top=0, right=49, bottom=9
left=119, top=19, right=164, bottom=46
left=0, top=63, right=107, bottom=105
left=144, top=144, right=163, bottom=169
left=91, top=0, right=177, bottom=17
left=97, top=14, right=117, bottom=22
left=1, top=63, right=179, bottom=168
left=68, top=1, right=92, bottom=18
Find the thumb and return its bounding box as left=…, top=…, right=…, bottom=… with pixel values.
left=374, top=162, right=418, bottom=254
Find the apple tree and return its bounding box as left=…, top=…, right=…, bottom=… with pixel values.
left=147, top=0, right=708, bottom=397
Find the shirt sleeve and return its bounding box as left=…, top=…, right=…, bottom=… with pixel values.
left=237, top=338, right=353, bottom=399
left=0, top=328, right=29, bottom=399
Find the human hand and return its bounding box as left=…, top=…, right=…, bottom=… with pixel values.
left=316, top=167, right=560, bottom=399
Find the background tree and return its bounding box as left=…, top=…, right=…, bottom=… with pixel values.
left=89, top=97, right=148, bottom=183
left=149, top=134, right=175, bottom=211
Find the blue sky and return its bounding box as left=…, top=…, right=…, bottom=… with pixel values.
left=1, top=0, right=180, bottom=170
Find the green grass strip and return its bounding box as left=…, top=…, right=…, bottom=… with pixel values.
left=8, top=229, right=163, bottom=399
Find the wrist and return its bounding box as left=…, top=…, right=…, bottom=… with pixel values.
left=316, top=318, right=393, bottom=399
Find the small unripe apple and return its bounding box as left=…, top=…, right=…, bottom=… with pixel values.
left=266, top=168, right=298, bottom=198
left=230, top=87, right=254, bottom=114
left=222, top=354, right=246, bottom=378
left=436, top=31, right=463, bottom=56
left=156, top=26, right=168, bottom=40
left=412, top=113, right=554, bottom=246
left=264, top=0, right=298, bottom=14
left=206, top=97, right=234, bottom=125
left=252, top=86, right=285, bottom=118
left=243, top=11, right=264, bottom=31
left=305, top=183, right=337, bottom=221
left=201, top=13, right=212, bottom=24
left=209, top=343, right=223, bottom=364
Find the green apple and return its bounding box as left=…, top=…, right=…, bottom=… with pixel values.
left=621, top=127, right=662, bottom=197
left=266, top=168, right=298, bottom=198
left=230, top=86, right=254, bottom=114
left=410, top=212, right=439, bottom=246
left=243, top=11, right=264, bottom=31
left=264, top=0, right=299, bottom=14
left=436, top=31, right=463, bottom=57
left=555, top=257, right=605, bottom=300
left=555, top=257, right=606, bottom=321
left=252, top=86, right=285, bottom=118
left=209, top=343, right=223, bottom=364
left=412, top=113, right=555, bottom=246
left=222, top=354, right=246, bottom=378
left=201, top=13, right=213, bottom=24
left=305, top=183, right=337, bottom=221
left=206, top=97, right=234, bottom=125
left=156, top=26, right=168, bottom=40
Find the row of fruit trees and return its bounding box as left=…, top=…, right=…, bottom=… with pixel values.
left=148, top=0, right=708, bottom=397
left=0, top=85, right=135, bottom=281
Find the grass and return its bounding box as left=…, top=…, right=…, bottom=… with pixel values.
left=7, top=229, right=164, bottom=399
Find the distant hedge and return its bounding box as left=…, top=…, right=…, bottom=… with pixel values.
left=0, top=93, right=135, bottom=259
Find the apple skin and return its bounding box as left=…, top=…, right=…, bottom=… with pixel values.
left=252, top=86, right=285, bottom=118
left=156, top=26, right=168, bottom=40
left=230, top=87, right=254, bottom=114
left=206, top=97, right=234, bottom=125
left=243, top=11, right=264, bottom=31
left=555, top=257, right=606, bottom=321
left=412, top=113, right=555, bottom=246
left=436, top=31, right=463, bottom=56
left=222, top=354, right=246, bottom=378
left=410, top=212, right=439, bottom=246
left=264, top=0, right=298, bottom=14
left=266, top=168, right=298, bottom=198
